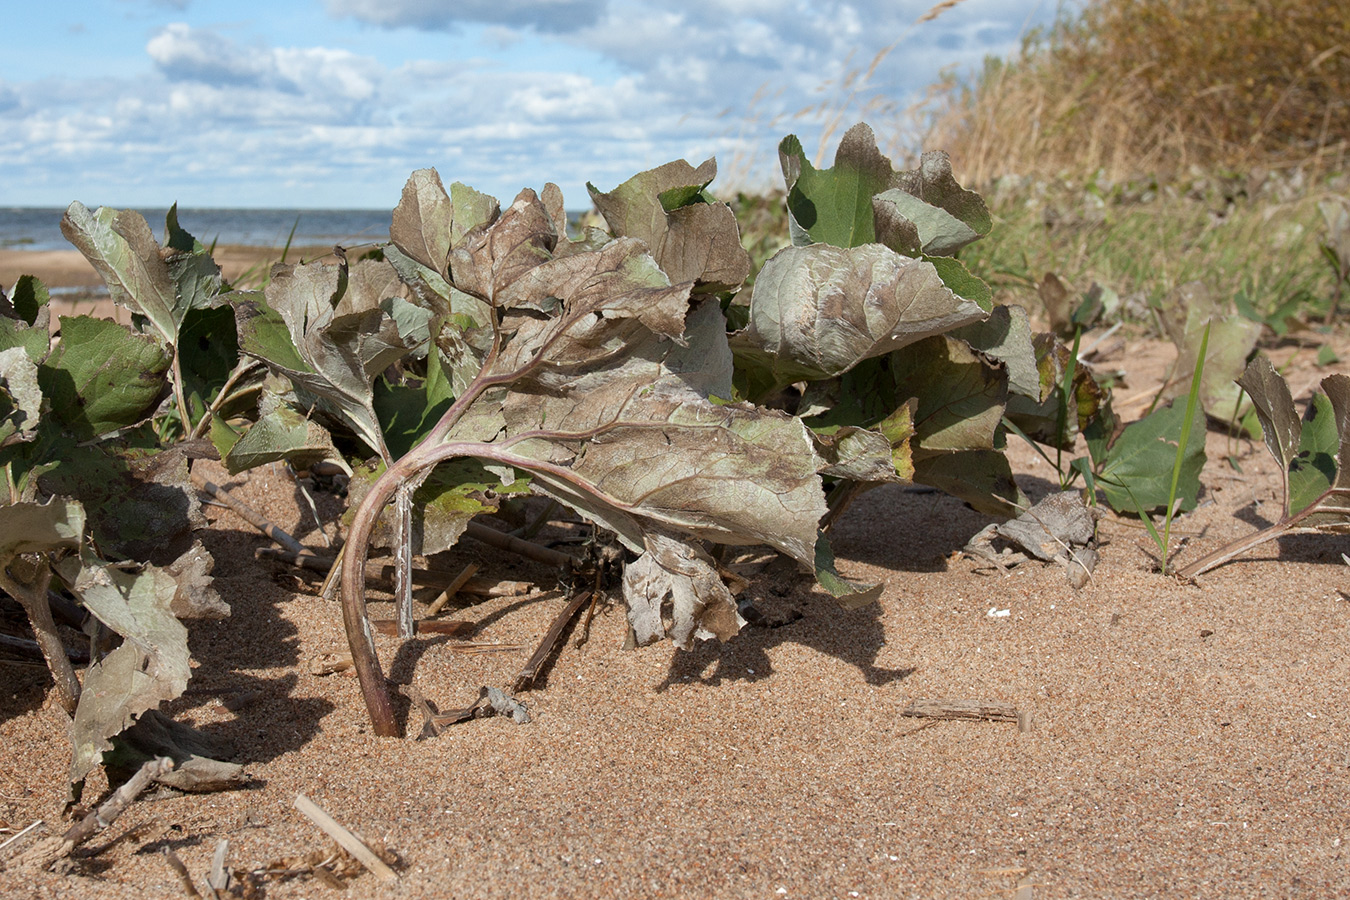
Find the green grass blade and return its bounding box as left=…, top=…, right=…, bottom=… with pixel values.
left=1161, top=320, right=1210, bottom=562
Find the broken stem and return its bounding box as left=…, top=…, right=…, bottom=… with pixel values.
left=514, top=589, right=593, bottom=692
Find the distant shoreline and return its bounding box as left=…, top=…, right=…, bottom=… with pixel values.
left=0, top=244, right=341, bottom=292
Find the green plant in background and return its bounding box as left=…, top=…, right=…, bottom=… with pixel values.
left=1178, top=356, right=1350, bottom=579
left=1125, top=322, right=1210, bottom=573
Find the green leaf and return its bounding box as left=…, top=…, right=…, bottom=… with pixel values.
left=926, top=256, right=992, bottom=308
left=778, top=123, right=897, bottom=248
left=813, top=534, right=884, bottom=609
left=888, top=335, right=1007, bottom=457
left=223, top=405, right=344, bottom=475
left=913, top=450, right=1024, bottom=518
left=1289, top=389, right=1343, bottom=518
left=37, top=442, right=204, bottom=563
left=177, top=305, right=239, bottom=423
left=346, top=457, right=524, bottom=557
left=811, top=425, right=905, bottom=483
left=0, top=312, right=52, bottom=363
left=40, top=316, right=171, bottom=441
left=59, top=203, right=180, bottom=345
left=1155, top=283, right=1260, bottom=422
left=871, top=150, right=990, bottom=256
left=234, top=259, right=416, bottom=461
left=10, top=274, right=50, bottom=327
left=1095, top=400, right=1207, bottom=514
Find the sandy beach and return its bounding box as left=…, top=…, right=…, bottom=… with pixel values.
left=1, top=249, right=1348, bottom=898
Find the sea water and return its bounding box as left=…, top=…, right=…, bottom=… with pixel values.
left=0, top=207, right=395, bottom=252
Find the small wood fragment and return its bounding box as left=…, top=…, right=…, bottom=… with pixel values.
left=371, top=619, right=474, bottom=637
left=207, top=839, right=231, bottom=897
left=514, top=590, right=593, bottom=692
left=1018, top=709, right=1035, bottom=733
left=192, top=471, right=305, bottom=555
left=0, top=819, right=45, bottom=856
left=310, top=653, right=354, bottom=676
left=901, top=698, right=1019, bottom=723
left=425, top=562, right=481, bottom=616
left=163, top=846, right=203, bottom=898
left=293, top=793, right=397, bottom=883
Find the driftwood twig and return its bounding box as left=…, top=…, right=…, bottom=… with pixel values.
left=901, top=698, right=1020, bottom=723
left=514, top=590, right=593, bottom=692
left=17, top=757, right=173, bottom=870
left=293, top=793, right=397, bottom=883
left=192, top=471, right=305, bottom=555
left=464, top=520, right=575, bottom=570
left=163, top=846, right=203, bottom=898
left=425, top=562, right=481, bottom=616
left=255, top=547, right=537, bottom=597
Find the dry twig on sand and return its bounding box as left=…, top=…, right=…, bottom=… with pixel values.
left=16, top=757, right=173, bottom=871
left=293, top=793, right=397, bottom=883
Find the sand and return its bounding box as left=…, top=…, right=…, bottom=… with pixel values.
left=1, top=254, right=1348, bottom=898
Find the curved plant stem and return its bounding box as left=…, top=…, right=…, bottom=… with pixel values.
left=1176, top=487, right=1350, bottom=579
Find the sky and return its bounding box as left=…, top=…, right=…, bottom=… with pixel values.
left=0, top=0, right=1061, bottom=211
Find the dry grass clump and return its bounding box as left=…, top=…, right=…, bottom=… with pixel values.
left=924, top=0, right=1350, bottom=185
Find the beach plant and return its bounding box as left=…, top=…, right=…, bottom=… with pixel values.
left=234, top=166, right=900, bottom=736
left=1178, top=355, right=1350, bottom=579
left=234, top=125, right=1119, bottom=735
left=1126, top=322, right=1210, bottom=573
left=0, top=206, right=248, bottom=796
left=715, top=123, right=1111, bottom=519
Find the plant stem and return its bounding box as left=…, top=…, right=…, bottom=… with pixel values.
left=0, top=562, right=80, bottom=714
left=188, top=357, right=262, bottom=441
left=1176, top=486, right=1350, bottom=578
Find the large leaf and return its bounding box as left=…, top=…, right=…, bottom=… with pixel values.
left=40, top=316, right=171, bottom=441
left=60, top=203, right=180, bottom=344
left=588, top=158, right=751, bottom=292
left=732, top=243, right=988, bottom=392
left=1156, top=282, right=1261, bottom=422
left=390, top=169, right=500, bottom=278
left=778, top=122, right=898, bottom=248
left=1237, top=355, right=1302, bottom=514
left=234, top=258, right=416, bottom=461
left=912, top=450, right=1024, bottom=518
left=0, top=497, right=84, bottom=562
left=872, top=150, right=991, bottom=256
left=59, top=551, right=193, bottom=786
left=37, top=441, right=205, bottom=564
left=888, top=335, right=1007, bottom=457
left=1094, top=400, right=1207, bottom=514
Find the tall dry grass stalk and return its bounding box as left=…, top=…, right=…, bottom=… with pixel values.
left=923, top=0, right=1350, bottom=185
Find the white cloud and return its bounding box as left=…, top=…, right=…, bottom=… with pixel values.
left=2, top=1, right=1057, bottom=207
left=325, top=0, right=608, bottom=33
